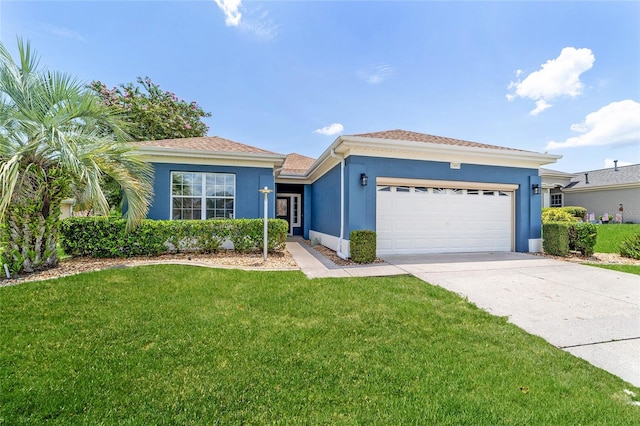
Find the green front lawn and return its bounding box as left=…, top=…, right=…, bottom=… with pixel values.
left=594, top=223, right=640, bottom=253
left=1, top=266, right=639, bottom=424
left=587, top=264, right=640, bottom=276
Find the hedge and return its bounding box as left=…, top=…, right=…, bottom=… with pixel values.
left=543, top=223, right=570, bottom=256
left=543, top=222, right=597, bottom=257
left=350, top=230, right=377, bottom=263
left=542, top=209, right=577, bottom=224
left=60, top=217, right=288, bottom=258
left=542, top=206, right=586, bottom=221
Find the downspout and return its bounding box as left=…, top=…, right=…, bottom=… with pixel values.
left=329, top=149, right=348, bottom=259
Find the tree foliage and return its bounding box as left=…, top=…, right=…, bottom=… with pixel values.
left=0, top=39, right=153, bottom=273
left=90, top=77, right=211, bottom=141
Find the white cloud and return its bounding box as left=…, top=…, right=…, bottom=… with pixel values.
left=530, top=99, right=552, bottom=116
left=545, top=100, right=640, bottom=150
left=239, top=8, right=279, bottom=41
left=214, top=0, right=242, bottom=27
left=507, top=47, right=595, bottom=114
left=44, top=24, right=85, bottom=42
left=604, top=159, right=633, bottom=168
left=315, top=123, right=344, bottom=136
left=214, top=1, right=278, bottom=41
left=357, top=64, right=394, bottom=85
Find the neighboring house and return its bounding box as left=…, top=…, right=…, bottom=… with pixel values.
left=60, top=199, right=76, bottom=219
left=539, top=168, right=575, bottom=208
left=135, top=129, right=560, bottom=256
left=541, top=164, right=640, bottom=223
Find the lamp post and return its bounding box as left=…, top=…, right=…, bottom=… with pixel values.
left=258, top=186, right=273, bottom=262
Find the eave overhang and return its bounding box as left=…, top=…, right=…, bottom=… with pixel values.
left=562, top=182, right=640, bottom=192
left=135, top=146, right=286, bottom=169
left=290, top=135, right=562, bottom=183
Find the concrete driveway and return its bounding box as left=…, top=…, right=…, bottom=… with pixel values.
left=382, top=252, right=640, bottom=387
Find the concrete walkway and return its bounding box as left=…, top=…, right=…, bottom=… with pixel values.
left=285, top=239, right=405, bottom=278
left=286, top=241, right=640, bottom=387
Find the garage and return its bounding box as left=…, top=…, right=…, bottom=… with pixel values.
left=376, top=178, right=517, bottom=255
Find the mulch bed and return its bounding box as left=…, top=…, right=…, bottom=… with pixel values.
left=0, top=250, right=298, bottom=287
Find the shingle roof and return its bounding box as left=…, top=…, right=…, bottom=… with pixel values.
left=281, top=153, right=316, bottom=175
left=134, top=136, right=282, bottom=156
left=566, top=164, right=640, bottom=189
left=350, top=129, right=525, bottom=152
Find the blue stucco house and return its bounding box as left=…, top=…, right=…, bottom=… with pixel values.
left=135, top=130, right=560, bottom=256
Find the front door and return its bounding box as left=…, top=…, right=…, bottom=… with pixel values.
left=276, top=197, right=291, bottom=235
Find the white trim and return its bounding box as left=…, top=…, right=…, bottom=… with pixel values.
left=137, top=146, right=284, bottom=163
left=376, top=177, right=519, bottom=191
left=142, top=154, right=281, bottom=169
left=290, top=135, right=560, bottom=183
left=528, top=239, right=542, bottom=253
left=309, top=230, right=351, bottom=257
left=277, top=193, right=301, bottom=236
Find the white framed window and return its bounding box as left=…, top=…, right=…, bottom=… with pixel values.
left=171, top=171, right=235, bottom=220
left=550, top=193, right=563, bottom=207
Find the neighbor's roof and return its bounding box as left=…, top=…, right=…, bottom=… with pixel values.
left=135, top=136, right=282, bottom=156
left=349, top=129, right=525, bottom=152
left=281, top=153, right=316, bottom=175
left=539, top=167, right=576, bottom=178
left=564, top=164, right=640, bottom=190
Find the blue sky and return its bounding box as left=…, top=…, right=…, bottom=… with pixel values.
left=1, top=1, right=639, bottom=172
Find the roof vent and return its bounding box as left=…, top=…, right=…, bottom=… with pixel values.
left=584, top=173, right=589, bottom=184
left=614, top=160, right=618, bottom=171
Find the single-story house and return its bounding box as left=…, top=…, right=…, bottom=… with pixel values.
left=135, top=129, right=560, bottom=256
left=540, top=163, right=640, bottom=223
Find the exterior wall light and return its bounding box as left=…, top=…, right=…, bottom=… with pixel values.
left=531, top=184, right=541, bottom=195
left=360, top=173, right=368, bottom=186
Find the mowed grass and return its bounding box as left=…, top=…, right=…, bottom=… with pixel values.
left=594, top=223, right=640, bottom=253
left=588, top=264, right=640, bottom=276
left=1, top=266, right=639, bottom=424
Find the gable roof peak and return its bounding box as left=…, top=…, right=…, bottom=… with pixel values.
left=281, top=152, right=317, bottom=175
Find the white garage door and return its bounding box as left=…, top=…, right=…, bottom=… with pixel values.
left=376, top=181, right=515, bottom=255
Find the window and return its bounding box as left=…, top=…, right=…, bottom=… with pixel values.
left=550, top=193, right=563, bottom=207
left=171, top=172, right=235, bottom=219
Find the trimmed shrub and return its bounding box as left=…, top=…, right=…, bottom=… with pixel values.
left=619, top=233, right=640, bottom=260
left=542, top=206, right=586, bottom=221
left=60, top=217, right=288, bottom=258
left=350, top=230, right=377, bottom=264
left=561, top=206, right=587, bottom=220
left=543, top=222, right=570, bottom=256
left=542, top=208, right=578, bottom=224
left=573, top=222, right=597, bottom=257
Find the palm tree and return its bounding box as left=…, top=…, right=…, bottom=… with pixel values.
left=0, top=39, right=153, bottom=273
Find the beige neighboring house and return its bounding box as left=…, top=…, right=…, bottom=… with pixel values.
left=540, top=163, right=640, bottom=223
left=60, top=199, right=76, bottom=219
